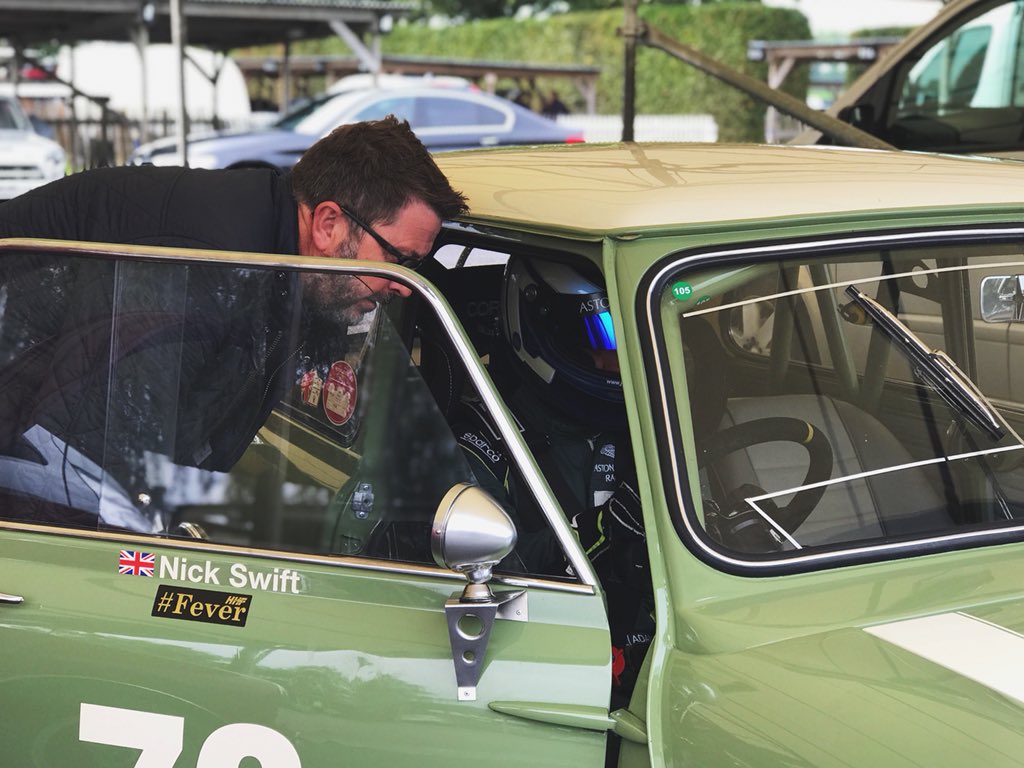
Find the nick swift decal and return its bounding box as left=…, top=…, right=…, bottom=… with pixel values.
left=115, top=552, right=303, bottom=594
left=152, top=584, right=252, bottom=627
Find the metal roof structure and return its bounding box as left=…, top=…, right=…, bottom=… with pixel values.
left=0, top=0, right=414, bottom=162
left=235, top=53, right=603, bottom=112
left=0, top=0, right=412, bottom=49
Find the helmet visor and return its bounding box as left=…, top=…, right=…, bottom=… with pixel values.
left=583, top=309, right=617, bottom=351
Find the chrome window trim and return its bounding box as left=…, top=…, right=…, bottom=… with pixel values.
left=0, top=520, right=594, bottom=594
left=0, top=239, right=599, bottom=588
left=643, top=226, right=1024, bottom=572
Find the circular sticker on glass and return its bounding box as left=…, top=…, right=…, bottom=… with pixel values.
left=671, top=282, right=693, bottom=301
left=323, top=360, right=358, bottom=425
left=300, top=368, right=323, bottom=407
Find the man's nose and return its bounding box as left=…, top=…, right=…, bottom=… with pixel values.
left=389, top=279, right=412, bottom=298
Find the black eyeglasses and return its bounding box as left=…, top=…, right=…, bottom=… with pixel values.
left=340, top=205, right=424, bottom=271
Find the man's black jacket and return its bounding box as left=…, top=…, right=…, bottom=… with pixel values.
left=0, top=165, right=298, bottom=252
left=0, top=166, right=305, bottom=509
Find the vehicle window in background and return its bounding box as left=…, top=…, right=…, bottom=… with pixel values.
left=275, top=90, right=366, bottom=134
left=415, top=97, right=507, bottom=129
left=272, top=92, right=334, bottom=129
left=353, top=97, right=417, bottom=124
left=0, top=251, right=487, bottom=569
left=0, top=99, right=28, bottom=131
left=889, top=0, right=1024, bottom=151
left=658, top=237, right=1024, bottom=563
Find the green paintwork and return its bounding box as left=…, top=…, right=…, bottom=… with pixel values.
left=0, top=527, right=609, bottom=767
left=609, top=710, right=649, bottom=744
left=489, top=701, right=615, bottom=731
left=7, top=143, right=1024, bottom=767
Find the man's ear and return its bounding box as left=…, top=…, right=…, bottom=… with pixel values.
left=309, top=201, right=348, bottom=255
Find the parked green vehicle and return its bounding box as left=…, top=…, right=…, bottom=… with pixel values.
left=4, top=142, right=1024, bottom=767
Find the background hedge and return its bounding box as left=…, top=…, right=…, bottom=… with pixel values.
left=296, top=3, right=811, bottom=142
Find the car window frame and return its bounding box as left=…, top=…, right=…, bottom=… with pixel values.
left=640, top=223, right=1024, bottom=576
left=0, top=237, right=599, bottom=593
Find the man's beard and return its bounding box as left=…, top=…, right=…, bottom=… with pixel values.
left=299, top=236, right=391, bottom=360
left=303, top=271, right=390, bottom=327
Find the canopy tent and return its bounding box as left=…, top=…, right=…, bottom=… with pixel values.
left=0, top=0, right=409, bottom=54
left=0, top=0, right=413, bottom=162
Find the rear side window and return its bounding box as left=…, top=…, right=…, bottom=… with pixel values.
left=415, top=97, right=507, bottom=128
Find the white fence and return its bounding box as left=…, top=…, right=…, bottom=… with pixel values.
left=556, top=113, right=718, bottom=143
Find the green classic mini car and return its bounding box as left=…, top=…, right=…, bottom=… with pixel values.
left=4, top=143, right=1024, bottom=767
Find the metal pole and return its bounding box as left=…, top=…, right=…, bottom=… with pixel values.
left=132, top=23, right=151, bottom=145
left=170, top=0, right=189, bottom=165
left=641, top=25, right=895, bottom=150
left=621, top=0, right=639, bottom=142
left=281, top=39, right=291, bottom=115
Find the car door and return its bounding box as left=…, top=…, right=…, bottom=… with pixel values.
left=0, top=242, right=612, bottom=767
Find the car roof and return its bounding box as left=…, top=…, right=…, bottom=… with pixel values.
left=437, top=142, right=1024, bottom=236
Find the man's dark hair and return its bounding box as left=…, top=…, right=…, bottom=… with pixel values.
left=290, top=115, right=468, bottom=224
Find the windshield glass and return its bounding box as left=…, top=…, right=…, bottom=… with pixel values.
left=655, top=234, right=1024, bottom=566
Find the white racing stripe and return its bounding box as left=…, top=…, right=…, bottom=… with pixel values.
left=866, top=612, right=1024, bottom=705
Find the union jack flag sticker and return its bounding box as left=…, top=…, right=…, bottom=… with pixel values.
left=118, top=550, right=156, bottom=577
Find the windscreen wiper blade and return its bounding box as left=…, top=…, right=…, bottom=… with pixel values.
left=845, top=285, right=1005, bottom=441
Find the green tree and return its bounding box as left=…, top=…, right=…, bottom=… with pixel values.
left=420, top=0, right=762, bottom=23
left=379, top=3, right=809, bottom=141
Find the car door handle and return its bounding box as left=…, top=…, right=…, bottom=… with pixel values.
left=0, top=592, right=24, bottom=604
left=489, top=702, right=648, bottom=744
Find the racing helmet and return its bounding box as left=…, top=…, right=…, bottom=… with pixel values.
left=501, top=255, right=625, bottom=428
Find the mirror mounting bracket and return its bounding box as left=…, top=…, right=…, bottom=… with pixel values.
left=443, top=588, right=527, bottom=702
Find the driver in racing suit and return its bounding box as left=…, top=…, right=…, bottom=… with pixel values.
left=454, top=255, right=654, bottom=710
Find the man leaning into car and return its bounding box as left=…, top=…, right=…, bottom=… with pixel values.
left=0, top=116, right=467, bottom=524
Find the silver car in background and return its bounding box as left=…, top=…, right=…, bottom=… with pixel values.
left=0, top=96, right=66, bottom=200
left=130, top=85, right=583, bottom=170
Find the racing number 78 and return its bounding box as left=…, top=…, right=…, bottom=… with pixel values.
left=80, top=703, right=301, bottom=768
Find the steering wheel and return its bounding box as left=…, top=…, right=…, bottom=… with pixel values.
left=699, top=417, right=834, bottom=543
